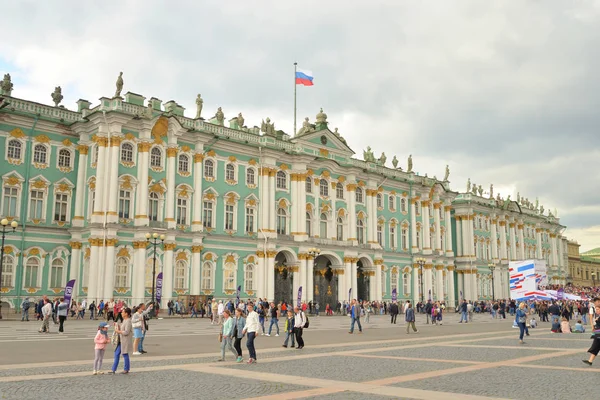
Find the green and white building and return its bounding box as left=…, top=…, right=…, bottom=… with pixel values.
left=0, top=77, right=568, bottom=311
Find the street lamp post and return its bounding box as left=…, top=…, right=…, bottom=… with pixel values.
left=0, top=218, right=18, bottom=320
left=307, top=247, right=320, bottom=311
left=488, top=263, right=496, bottom=301
left=415, top=257, right=427, bottom=305
left=146, top=232, right=165, bottom=311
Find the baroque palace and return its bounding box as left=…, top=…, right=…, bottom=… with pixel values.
left=0, top=74, right=568, bottom=310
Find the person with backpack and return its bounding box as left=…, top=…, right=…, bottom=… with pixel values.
left=293, top=306, right=307, bottom=349
left=89, top=301, right=96, bottom=320
left=21, top=298, right=30, bottom=321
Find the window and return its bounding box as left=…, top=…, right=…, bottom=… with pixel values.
left=7, top=139, right=21, bottom=160
left=201, top=262, right=214, bottom=290
left=29, top=190, right=45, bottom=220
left=89, top=190, right=95, bottom=218
left=246, top=168, right=255, bottom=185
left=118, top=190, right=131, bottom=219
left=33, top=144, right=47, bottom=164
left=336, top=183, right=344, bottom=199
left=203, top=201, right=214, bottom=228
left=245, top=207, right=255, bottom=233
left=178, top=154, right=189, bottom=173
left=226, top=163, right=236, bottom=181
left=320, top=213, right=328, bottom=238
left=401, top=226, right=408, bottom=250
left=50, top=259, right=64, bottom=288
left=223, top=262, right=236, bottom=291
left=306, top=212, right=312, bottom=236
left=389, top=195, right=395, bottom=210
left=391, top=270, right=399, bottom=294
left=1, top=254, right=13, bottom=287
left=416, top=228, right=421, bottom=249
left=336, top=217, right=344, bottom=241
left=121, top=143, right=134, bottom=163
left=403, top=272, right=411, bottom=295
left=3, top=187, right=18, bottom=217
left=415, top=202, right=420, bottom=215
left=225, top=204, right=234, bottom=230
left=145, top=258, right=161, bottom=289
left=177, top=197, right=188, bottom=225
left=54, top=193, right=68, bottom=222
left=401, top=198, right=407, bottom=213
left=377, top=194, right=383, bottom=208
left=305, top=177, right=312, bottom=193
left=204, top=159, right=214, bottom=178
left=377, top=224, right=383, bottom=246
left=276, top=171, right=287, bottom=189
left=381, top=269, right=387, bottom=295
left=150, top=147, right=162, bottom=168
left=356, top=187, right=364, bottom=203
left=148, top=192, right=159, bottom=221
left=277, top=208, right=287, bottom=234
left=319, top=179, right=329, bottom=197
left=24, top=258, right=39, bottom=287
left=245, top=264, right=254, bottom=291
left=357, top=217, right=365, bottom=244
left=58, top=149, right=71, bottom=168
left=115, top=257, right=129, bottom=287
left=175, top=260, right=187, bottom=289
left=390, top=225, right=396, bottom=248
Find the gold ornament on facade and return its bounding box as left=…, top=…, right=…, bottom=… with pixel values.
left=179, top=186, right=190, bottom=199
left=203, top=252, right=213, bottom=261
left=28, top=248, right=40, bottom=256
left=75, top=144, right=89, bottom=155
left=278, top=198, right=287, bottom=208
left=206, top=150, right=216, bottom=157
left=176, top=251, right=188, bottom=261
left=34, top=135, right=50, bottom=143
left=151, top=116, right=169, bottom=141
left=191, top=245, right=203, bottom=253
left=279, top=163, right=289, bottom=170
left=320, top=170, right=330, bottom=178
left=8, top=157, right=23, bottom=166
left=163, top=243, right=177, bottom=251
left=105, top=238, right=118, bottom=247
left=166, top=147, right=178, bottom=157
left=96, top=137, right=108, bottom=147
left=337, top=209, right=345, bottom=217
left=9, top=128, right=26, bottom=138
left=116, top=247, right=130, bottom=258
left=256, top=250, right=265, bottom=258
left=225, top=254, right=236, bottom=264
left=305, top=203, right=313, bottom=212
left=319, top=148, right=329, bottom=157
left=204, top=192, right=215, bottom=201
left=124, top=133, right=136, bottom=141
left=374, top=259, right=384, bottom=265
left=246, top=199, right=256, bottom=207
left=4, top=176, right=20, bottom=186
left=32, top=179, right=48, bottom=189
left=357, top=180, right=365, bottom=187
left=266, top=250, right=277, bottom=258
left=150, top=183, right=166, bottom=195
left=337, top=176, right=345, bottom=183
left=248, top=158, right=257, bottom=166
left=138, top=142, right=151, bottom=152
left=346, top=183, right=356, bottom=191
left=33, top=162, right=48, bottom=170
left=193, top=153, right=204, bottom=163
left=110, top=136, right=123, bottom=147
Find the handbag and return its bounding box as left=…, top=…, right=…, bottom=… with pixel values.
left=518, top=316, right=526, bottom=323
left=111, top=330, right=119, bottom=346
left=218, top=333, right=223, bottom=342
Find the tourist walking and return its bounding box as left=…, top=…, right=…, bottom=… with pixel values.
left=348, top=299, right=363, bottom=334
left=459, top=300, right=468, bottom=323
left=390, top=301, right=399, bottom=324
left=282, top=309, right=296, bottom=348
left=106, top=299, right=115, bottom=322
left=217, top=300, right=225, bottom=325
left=110, top=307, right=133, bottom=374
left=516, top=303, right=528, bottom=344
left=232, top=308, right=246, bottom=362
left=57, top=298, right=68, bottom=333
left=137, top=303, right=152, bottom=354
left=405, top=302, right=418, bottom=334
left=267, top=302, right=280, bottom=336
left=217, top=310, right=237, bottom=361
left=583, top=297, right=600, bottom=365
left=242, top=301, right=259, bottom=364
left=294, top=306, right=306, bottom=349
left=93, top=322, right=110, bottom=375
left=38, top=298, right=52, bottom=333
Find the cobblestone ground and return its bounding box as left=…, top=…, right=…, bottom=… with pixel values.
left=0, top=317, right=596, bottom=399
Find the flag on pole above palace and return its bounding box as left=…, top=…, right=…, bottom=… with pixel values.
left=295, top=69, right=314, bottom=86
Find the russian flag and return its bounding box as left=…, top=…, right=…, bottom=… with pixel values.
left=296, top=68, right=314, bottom=86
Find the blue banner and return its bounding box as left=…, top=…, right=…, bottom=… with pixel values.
left=297, top=286, right=302, bottom=307
left=236, top=285, right=241, bottom=306
left=64, top=279, right=75, bottom=306
left=155, top=272, right=163, bottom=304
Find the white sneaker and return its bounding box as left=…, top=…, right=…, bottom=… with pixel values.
left=92, top=370, right=97, bottom=375
left=261, top=333, right=265, bottom=336
left=265, top=333, right=270, bottom=336
left=132, top=352, right=141, bottom=355
left=275, top=334, right=279, bottom=337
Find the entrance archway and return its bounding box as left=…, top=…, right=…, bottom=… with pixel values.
left=357, top=258, right=371, bottom=301
left=313, top=254, right=338, bottom=310
left=274, top=251, right=295, bottom=303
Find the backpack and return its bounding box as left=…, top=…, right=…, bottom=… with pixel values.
left=303, top=312, right=310, bottom=329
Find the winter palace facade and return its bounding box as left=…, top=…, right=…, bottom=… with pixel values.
left=0, top=81, right=568, bottom=310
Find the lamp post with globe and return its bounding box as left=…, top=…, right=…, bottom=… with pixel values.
left=146, top=232, right=165, bottom=312
left=0, top=218, right=18, bottom=319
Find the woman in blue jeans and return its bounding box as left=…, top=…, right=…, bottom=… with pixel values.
left=516, top=303, right=529, bottom=344
left=110, top=307, right=133, bottom=374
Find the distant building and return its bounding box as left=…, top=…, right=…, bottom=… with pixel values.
left=568, top=242, right=600, bottom=286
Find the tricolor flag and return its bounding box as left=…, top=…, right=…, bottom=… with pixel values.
left=295, top=68, right=314, bottom=86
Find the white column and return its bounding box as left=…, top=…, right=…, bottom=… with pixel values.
left=536, top=228, right=543, bottom=259
left=69, top=241, right=82, bottom=282
left=367, top=189, right=377, bottom=244
left=313, top=185, right=320, bottom=237
left=422, top=200, right=431, bottom=252
left=135, top=143, right=150, bottom=226
left=434, top=204, right=442, bottom=252
left=292, top=263, right=300, bottom=304
left=290, top=174, right=298, bottom=235
left=347, top=185, right=357, bottom=240
left=370, top=270, right=377, bottom=301
left=268, top=171, right=276, bottom=232
left=337, top=267, right=346, bottom=304
left=344, top=257, right=352, bottom=302
left=103, top=239, right=117, bottom=300
left=467, top=215, right=474, bottom=257
left=259, top=169, right=268, bottom=232
left=463, top=271, right=472, bottom=301
left=132, top=241, right=145, bottom=305
left=257, top=252, right=266, bottom=299
left=191, top=154, right=204, bottom=231
left=92, top=139, right=107, bottom=223
left=307, top=256, right=314, bottom=302
left=424, top=265, right=433, bottom=300
left=551, top=235, right=559, bottom=267
left=491, top=218, right=498, bottom=260
left=376, top=264, right=382, bottom=301
left=106, top=137, right=121, bottom=223
left=518, top=224, right=525, bottom=260
left=299, top=255, right=307, bottom=302
left=410, top=199, right=418, bottom=251
left=73, top=145, right=88, bottom=226
left=461, top=216, right=470, bottom=257
left=457, top=271, right=464, bottom=301
left=351, top=259, right=358, bottom=300
left=165, top=147, right=177, bottom=229
left=267, top=251, right=275, bottom=301
left=557, top=236, right=564, bottom=269
left=447, top=267, right=456, bottom=308
left=298, top=173, right=307, bottom=235
left=191, top=245, right=202, bottom=295
left=436, top=266, right=444, bottom=302
left=444, top=206, right=453, bottom=256
left=499, top=221, right=508, bottom=261
left=412, top=265, right=420, bottom=303
left=162, top=243, right=175, bottom=306
left=455, top=217, right=463, bottom=256
left=88, top=240, right=100, bottom=302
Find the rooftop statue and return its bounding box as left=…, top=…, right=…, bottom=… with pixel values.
left=333, top=127, right=347, bottom=144
left=467, top=178, right=471, bottom=193
left=378, top=152, right=387, bottom=166
left=261, top=117, right=275, bottom=136
left=195, top=94, right=203, bottom=119
left=392, top=155, right=399, bottom=169
left=237, top=113, right=245, bottom=128
left=496, top=193, right=501, bottom=202
left=540, top=205, right=544, bottom=215
left=517, top=192, right=520, bottom=203
left=115, top=72, right=123, bottom=98
left=215, top=107, right=225, bottom=125
left=0, top=73, right=13, bottom=96
left=471, top=184, right=478, bottom=195
left=297, top=117, right=314, bottom=135
left=477, top=185, right=483, bottom=197
left=443, top=165, right=450, bottom=181
left=145, top=101, right=153, bottom=118
left=363, top=146, right=376, bottom=163
left=489, top=184, right=494, bottom=199
left=535, top=197, right=539, bottom=211
left=407, top=154, right=413, bottom=173
left=51, top=86, right=63, bottom=107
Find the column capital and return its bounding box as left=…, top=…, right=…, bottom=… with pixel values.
left=266, top=250, right=277, bottom=258
left=447, top=265, right=455, bottom=271
left=105, top=238, right=118, bottom=247
left=138, top=142, right=152, bottom=152
left=191, top=245, right=204, bottom=253
left=77, top=145, right=89, bottom=155
left=163, top=243, right=177, bottom=251
left=69, top=241, right=82, bottom=249
left=443, top=205, right=452, bottom=212
left=166, top=147, right=178, bottom=157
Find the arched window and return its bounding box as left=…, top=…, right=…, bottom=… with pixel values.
left=244, top=264, right=255, bottom=291
left=319, top=179, right=329, bottom=197
left=390, top=269, right=399, bottom=294
left=7, top=139, right=21, bottom=160
left=401, top=226, right=409, bottom=250
left=33, top=144, right=47, bottom=164
left=119, top=189, right=132, bottom=219
left=357, top=216, right=365, bottom=244
left=403, top=272, right=411, bottom=295
left=1, top=254, right=14, bottom=288
left=58, top=149, right=71, bottom=168
left=176, top=195, right=188, bottom=225
left=121, top=143, right=133, bottom=163
left=356, top=187, right=364, bottom=203
left=223, top=262, right=236, bottom=291
left=24, top=258, right=39, bottom=288
left=336, top=183, right=344, bottom=199
left=204, top=159, right=214, bottom=178
left=277, top=208, right=287, bottom=234
left=145, top=257, right=162, bottom=289
left=390, top=224, right=396, bottom=248
left=415, top=201, right=420, bottom=215
left=203, top=200, right=214, bottom=228
left=150, top=147, right=162, bottom=168
left=226, top=163, right=236, bottom=181
left=377, top=224, right=383, bottom=246
left=201, top=261, right=214, bottom=290
left=336, top=217, right=344, bottom=241
left=320, top=213, right=328, bottom=238
left=224, top=203, right=234, bottom=230
left=50, top=258, right=64, bottom=288
left=389, top=195, right=395, bottom=210
left=306, top=212, right=312, bottom=236
left=416, top=227, right=421, bottom=249
left=178, top=154, right=189, bottom=173
left=276, top=171, right=287, bottom=189
left=174, top=260, right=187, bottom=289
left=401, top=198, right=407, bottom=213
left=148, top=192, right=159, bottom=221
left=305, top=176, right=312, bottom=193
left=246, top=168, right=255, bottom=185
left=376, top=193, right=383, bottom=208
left=115, top=257, right=129, bottom=288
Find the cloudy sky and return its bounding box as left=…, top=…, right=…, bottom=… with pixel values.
left=2, top=1, right=599, bottom=251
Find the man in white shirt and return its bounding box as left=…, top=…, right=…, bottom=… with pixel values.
left=39, top=298, right=52, bottom=334
left=589, top=303, right=595, bottom=329
left=403, top=300, right=411, bottom=313
left=217, top=300, right=225, bottom=325
left=242, top=302, right=259, bottom=364
left=293, top=306, right=306, bottom=349
left=81, top=299, right=87, bottom=319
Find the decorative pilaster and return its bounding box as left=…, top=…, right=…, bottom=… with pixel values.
left=298, top=253, right=307, bottom=302
left=268, top=170, right=276, bottom=232
left=346, top=183, right=357, bottom=241
left=490, top=217, right=499, bottom=260
left=461, top=215, right=470, bottom=258
left=103, top=238, right=118, bottom=300
left=191, top=245, right=203, bottom=294
left=374, top=258, right=383, bottom=301
left=508, top=222, right=517, bottom=260
left=92, top=137, right=108, bottom=223
left=165, top=146, right=177, bottom=229
left=447, top=266, right=456, bottom=307
left=536, top=228, right=543, bottom=259
left=335, top=267, right=346, bottom=304
left=266, top=250, right=277, bottom=301
left=499, top=220, right=508, bottom=261
left=518, top=223, right=525, bottom=260
left=351, top=257, right=358, bottom=300
left=88, top=239, right=101, bottom=302
left=69, top=241, right=82, bottom=282
left=106, top=136, right=122, bottom=223
left=132, top=240, right=146, bottom=304
left=73, top=145, right=88, bottom=226
left=423, top=263, right=433, bottom=300
left=410, top=197, right=418, bottom=250
left=307, top=254, right=314, bottom=302
left=434, top=203, right=442, bottom=252
left=550, top=234, right=558, bottom=267
left=435, top=265, right=444, bottom=302
left=162, top=242, right=176, bottom=306
left=455, top=216, right=463, bottom=256
left=422, top=200, right=431, bottom=253
left=344, top=256, right=353, bottom=301
left=135, top=142, right=151, bottom=226
left=256, top=250, right=266, bottom=299
left=191, top=153, right=204, bottom=231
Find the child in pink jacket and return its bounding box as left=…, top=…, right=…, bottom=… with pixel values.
left=93, top=322, right=110, bottom=375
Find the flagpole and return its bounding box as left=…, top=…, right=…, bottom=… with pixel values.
left=293, top=62, right=297, bottom=136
